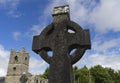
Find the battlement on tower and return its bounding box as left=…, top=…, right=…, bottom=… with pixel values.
left=6, top=48, right=30, bottom=76
left=9, top=48, right=29, bottom=66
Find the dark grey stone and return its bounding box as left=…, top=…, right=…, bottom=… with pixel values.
left=32, top=5, right=91, bottom=83
left=0, top=77, right=5, bottom=83
left=20, top=74, right=28, bottom=83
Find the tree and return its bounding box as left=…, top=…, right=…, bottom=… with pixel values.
left=73, top=65, right=94, bottom=83
left=112, top=70, right=120, bottom=83
left=39, top=67, right=49, bottom=79
left=79, top=66, right=89, bottom=83
left=90, top=65, right=114, bottom=83
left=73, top=66, right=80, bottom=83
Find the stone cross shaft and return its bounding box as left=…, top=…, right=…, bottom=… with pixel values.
left=32, top=5, right=91, bottom=83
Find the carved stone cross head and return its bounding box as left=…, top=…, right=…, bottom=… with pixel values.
left=32, top=20, right=91, bottom=64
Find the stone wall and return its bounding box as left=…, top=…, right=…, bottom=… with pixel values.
left=29, top=76, right=48, bottom=83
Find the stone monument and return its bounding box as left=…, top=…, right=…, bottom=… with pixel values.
left=32, top=5, right=91, bottom=83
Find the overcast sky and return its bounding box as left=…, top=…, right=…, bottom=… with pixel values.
left=0, top=0, right=120, bottom=77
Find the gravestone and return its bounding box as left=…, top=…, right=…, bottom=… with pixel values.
left=32, top=5, right=91, bottom=83
left=20, top=72, right=28, bottom=83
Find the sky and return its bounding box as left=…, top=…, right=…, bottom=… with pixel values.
left=0, top=0, right=120, bottom=77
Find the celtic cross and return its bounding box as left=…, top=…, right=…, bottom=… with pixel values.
left=32, top=5, right=91, bottom=83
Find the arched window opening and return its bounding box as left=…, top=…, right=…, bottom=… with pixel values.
left=25, top=57, right=27, bottom=61
left=13, top=67, right=16, bottom=71
left=15, top=56, right=18, bottom=62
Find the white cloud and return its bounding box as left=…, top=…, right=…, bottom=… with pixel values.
left=29, top=57, right=48, bottom=75
left=88, top=53, right=120, bottom=70
left=12, top=25, right=43, bottom=40
left=74, top=52, right=120, bottom=70
left=68, top=0, right=120, bottom=33
left=26, top=24, right=47, bottom=38
left=12, top=32, right=21, bottom=41
left=0, top=0, right=21, bottom=18
left=0, top=0, right=11, bottom=5
left=0, top=0, right=20, bottom=8
left=92, top=37, right=120, bottom=53
left=89, top=0, right=120, bottom=33
left=0, top=44, right=10, bottom=77
left=7, top=10, right=22, bottom=18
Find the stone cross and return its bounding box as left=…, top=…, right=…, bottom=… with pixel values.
left=32, top=5, right=91, bottom=83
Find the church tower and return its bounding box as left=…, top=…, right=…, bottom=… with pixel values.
left=5, top=48, right=31, bottom=83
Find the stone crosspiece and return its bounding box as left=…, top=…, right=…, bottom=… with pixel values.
left=32, top=5, right=91, bottom=83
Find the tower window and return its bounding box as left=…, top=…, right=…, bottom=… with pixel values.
left=15, top=56, right=18, bottom=62
left=25, top=57, right=27, bottom=61
left=13, top=67, right=16, bottom=71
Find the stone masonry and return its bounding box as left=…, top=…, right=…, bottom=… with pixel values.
left=5, top=48, right=32, bottom=83
left=4, top=48, right=48, bottom=83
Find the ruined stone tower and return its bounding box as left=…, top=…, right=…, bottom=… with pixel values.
left=5, top=48, right=31, bottom=83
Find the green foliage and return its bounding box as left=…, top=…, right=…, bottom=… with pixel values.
left=39, top=65, right=120, bottom=83
left=39, top=67, right=49, bottom=79
left=74, top=65, right=94, bottom=83
left=90, top=65, right=114, bottom=83
left=112, top=70, right=120, bottom=83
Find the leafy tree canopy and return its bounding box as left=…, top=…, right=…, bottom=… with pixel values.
left=39, top=65, right=120, bottom=83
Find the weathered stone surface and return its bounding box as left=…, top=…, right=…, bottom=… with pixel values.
left=30, top=76, right=48, bottom=83
left=53, top=5, right=69, bottom=15
left=32, top=5, right=91, bottom=83
left=20, top=73, right=28, bottom=83
left=5, top=48, right=31, bottom=83
left=4, top=48, right=48, bottom=83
